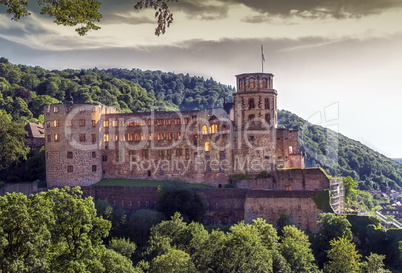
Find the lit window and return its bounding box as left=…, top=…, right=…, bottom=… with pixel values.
left=211, top=124, right=218, bottom=134
left=66, top=120, right=73, bottom=127
left=54, top=134, right=60, bottom=142
left=114, top=134, right=118, bottom=141
left=174, top=132, right=181, bottom=140
left=46, top=121, right=51, bottom=128
left=53, top=120, right=59, bottom=127
left=53, top=106, right=59, bottom=113
left=184, top=118, right=189, bottom=124
left=248, top=78, right=255, bottom=89
left=104, top=120, right=109, bottom=127
left=201, top=125, right=208, bottom=135
left=134, top=133, right=141, bottom=141
left=165, top=119, right=172, bottom=125
left=205, top=141, right=211, bottom=152
left=166, top=132, right=173, bottom=140
left=157, top=133, right=164, bottom=140
left=174, top=119, right=181, bottom=125
left=112, top=120, right=118, bottom=127
left=157, top=119, right=163, bottom=126
left=104, top=134, right=109, bottom=142
left=91, top=120, right=96, bottom=127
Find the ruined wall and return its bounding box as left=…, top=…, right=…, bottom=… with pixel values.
left=81, top=186, right=325, bottom=231
left=244, top=190, right=323, bottom=233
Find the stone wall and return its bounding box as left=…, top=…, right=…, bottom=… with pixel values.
left=82, top=186, right=325, bottom=231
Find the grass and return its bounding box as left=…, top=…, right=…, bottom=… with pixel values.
left=93, top=178, right=212, bottom=188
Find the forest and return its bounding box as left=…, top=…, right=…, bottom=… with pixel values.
left=0, top=57, right=401, bottom=192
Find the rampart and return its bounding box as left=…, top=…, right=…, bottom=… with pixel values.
left=82, top=186, right=327, bottom=232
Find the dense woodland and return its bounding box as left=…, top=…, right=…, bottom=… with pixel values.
left=0, top=57, right=401, bottom=192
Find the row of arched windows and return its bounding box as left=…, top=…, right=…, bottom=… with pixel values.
left=201, top=124, right=218, bottom=135
left=238, top=77, right=269, bottom=90
left=247, top=98, right=271, bottom=110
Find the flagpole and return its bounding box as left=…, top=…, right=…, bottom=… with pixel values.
left=261, top=45, right=265, bottom=73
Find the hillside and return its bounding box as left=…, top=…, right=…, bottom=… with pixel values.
left=0, top=57, right=401, bottom=191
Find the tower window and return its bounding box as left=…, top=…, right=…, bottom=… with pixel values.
left=54, top=134, right=60, bottom=142
left=265, top=113, right=271, bottom=124
left=248, top=98, right=255, bottom=109
left=262, top=78, right=268, bottom=88
left=46, top=121, right=51, bottom=128
left=54, top=121, right=60, bottom=128
left=201, top=125, right=208, bottom=135
left=53, top=106, right=59, bottom=113
left=211, top=124, right=218, bottom=134
left=92, top=151, right=96, bottom=158
left=265, top=98, right=270, bottom=109
left=66, top=120, right=73, bottom=127
left=102, top=155, right=108, bottom=162
left=248, top=78, right=255, bottom=89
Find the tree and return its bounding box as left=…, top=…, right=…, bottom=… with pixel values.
left=343, top=176, right=359, bottom=204
left=324, top=237, right=362, bottom=273
left=108, top=237, right=137, bottom=259
left=279, top=225, right=318, bottom=272
left=150, top=249, right=196, bottom=273
left=1, top=0, right=177, bottom=36
left=0, top=110, right=29, bottom=170
left=362, top=253, right=391, bottom=273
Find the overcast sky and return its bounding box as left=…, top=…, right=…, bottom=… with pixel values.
left=1, top=0, right=402, bottom=158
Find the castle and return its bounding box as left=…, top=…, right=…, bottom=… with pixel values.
left=44, top=72, right=344, bottom=230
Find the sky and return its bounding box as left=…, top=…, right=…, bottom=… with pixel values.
left=1, top=0, right=402, bottom=158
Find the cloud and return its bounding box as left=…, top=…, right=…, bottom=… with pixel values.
left=223, top=0, right=402, bottom=19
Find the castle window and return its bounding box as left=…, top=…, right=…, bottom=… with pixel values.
left=92, top=165, right=97, bottom=172
left=91, top=134, right=96, bottom=143
left=248, top=78, right=255, bottom=89
left=114, top=134, right=119, bottom=142
left=67, top=152, right=73, bottom=159
left=158, top=150, right=165, bottom=159
left=112, top=120, right=118, bottom=127
left=104, top=120, right=109, bottom=127
left=66, top=120, right=72, bottom=127
left=91, top=120, right=96, bottom=127
left=239, top=79, right=244, bottom=90
left=167, top=149, right=173, bottom=160
left=184, top=118, right=189, bottom=124
left=248, top=98, right=255, bottom=109
left=165, top=119, right=172, bottom=125
left=54, top=134, right=60, bottom=142
left=46, top=121, right=51, bottom=128
left=148, top=119, right=152, bottom=126
left=102, top=155, right=108, bottom=162
left=156, top=119, right=163, bottom=126
left=165, top=132, right=173, bottom=140
left=248, top=114, right=255, bottom=121
left=79, top=134, right=86, bottom=142
left=148, top=133, right=154, bottom=140
left=79, top=119, right=85, bottom=127
left=53, top=106, right=59, bottom=113
left=264, top=98, right=270, bottom=109
left=92, top=151, right=96, bottom=158
left=174, top=132, right=181, bottom=140
left=134, top=133, right=141, bottom=141
left=201, top=125, right=208, bottom=135
left=47, top=135, right=51, bottom=142
left=204, top=141, right=211, bottom=152
left=67, top=165, right=73, bottom=173
left=157, top=133, right=164, bottom=140
left=176, top=149, right=183, bottom=156
left=211, top=124, right=218, bottom=134
left=174, top=118, right=181, bottom=125
left=265, top=113, right=270, bottom=124
left=262, top=78, right=268, bottom=88
left=142, top=149, right=149, bottom=160
left=104, top=134, right=109, bottom=142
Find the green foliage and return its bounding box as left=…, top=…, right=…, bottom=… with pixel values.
left=279, top=225, right=318, bottom=272
left=108, top=237, right=137, bottom=259
left=127, top=209, right=166, bottom=247
left=313, top=190, right=334, bottom=213
left=150, top=249, right=196, bottom=273
left=362, top=253, right=391, bottom=273
left=157, top=185, right=207, bottom=222
left=324, top=237, right=362, bottom=273
left=278, top=110, right=402, bottom=192
left=0, top=187, right=137, bottom=272
left=344, top=176, right=359, bottom=204
left=0, top=110, right=29, bottom=170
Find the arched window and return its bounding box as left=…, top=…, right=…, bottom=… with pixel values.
left=262, top=78, right=268, bottom=88
left=265, top=113, right=271, bottom=124
left=239, top=79, right=244, bottom=90
left=248, top=98, right=255, bottom=109
left=264, top=98, right=270, bottom=109
left=248, top=78, right=255, bottom=89
left=211, top=124, right=218, bottom=134
left=204, top=141, right=211, bottom=152
left=201, top=125, right=208, bottom=135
